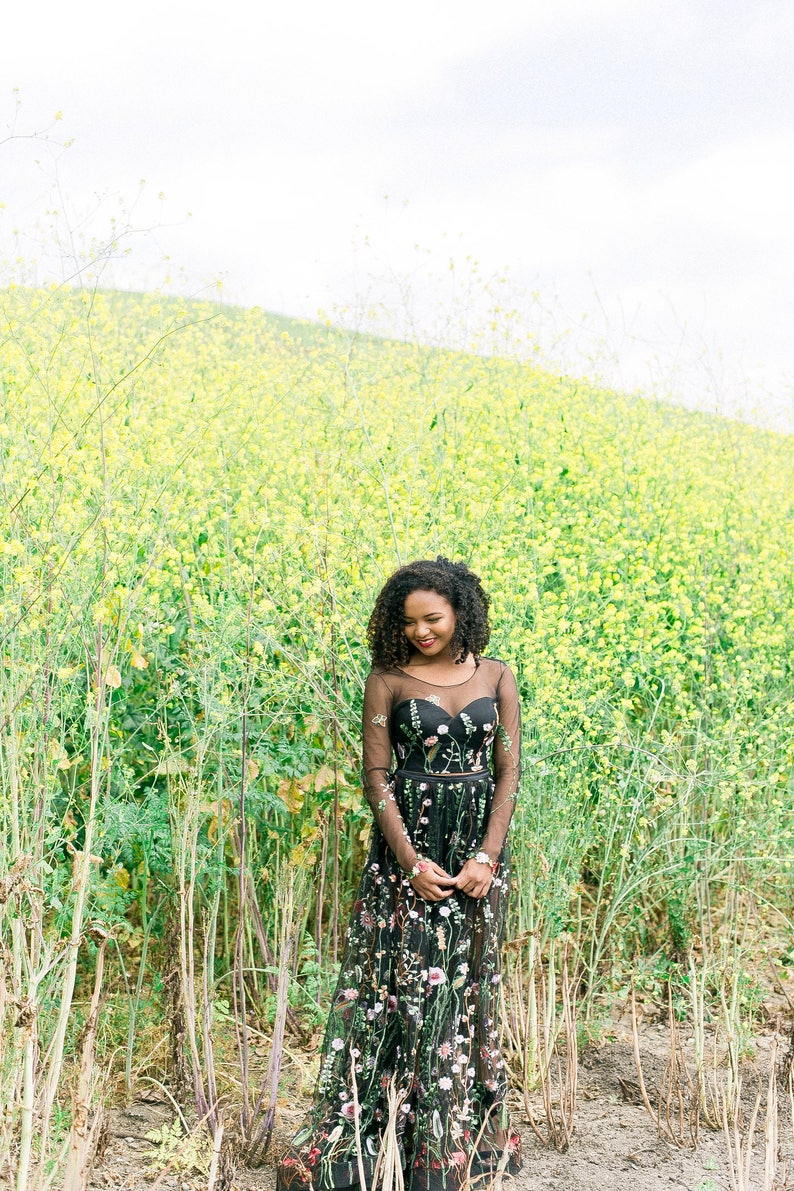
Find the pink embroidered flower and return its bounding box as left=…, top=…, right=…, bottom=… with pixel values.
left=340, top=1101, right=358, bottom=1121
left=342, top=988, right=359, bottom=1000
left=438, top=1042, right=452, bottom=1058
left=424, top=735, right=438, bottom=746
left=438, top=1076, right=453, bottom=1090
left=450, top=1152, right=466, bottom=1166
left=427, top=967, right=446, bottom=986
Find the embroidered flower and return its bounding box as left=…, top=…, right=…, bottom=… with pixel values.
left=342, top=988, right=359, bottom=1000
left=438, top=906, right=451, bottom=917
left=424, top=735, right=438, bottom=746
left=438, top=1076, right=453, bottom=1090
left=439, top=1042, right=452, bottom=1058
left=437, top=725, right=449, bottom=735
left=340, top=1101, right=358, bottom=1121
left=331, top=1037, right=345, bottom=1051
left=427, top=967, right=446, bottom=986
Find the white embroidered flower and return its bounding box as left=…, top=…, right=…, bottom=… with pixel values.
left=437, top=725, right=449, bottom=735
left=438, top=906, right=451, bottom=917
left=438, top=1076, right=453, bottom=1090
left=331, top=1037, right=345, bottom=1051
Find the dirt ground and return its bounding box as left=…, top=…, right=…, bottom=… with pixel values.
left=89, top=1002, right=794, bottom=1191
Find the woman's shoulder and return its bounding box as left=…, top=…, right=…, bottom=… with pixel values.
left=477, top=655, right=514, bottom=675
left=477, top=656, right=519, bottom=693
left=365, top=666, right=398, bottom=689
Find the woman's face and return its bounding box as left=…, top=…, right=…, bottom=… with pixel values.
left=402, top=589, right=457, bottom=661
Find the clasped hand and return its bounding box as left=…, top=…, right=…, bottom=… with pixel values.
left=409, top=857, right=493, bottom=902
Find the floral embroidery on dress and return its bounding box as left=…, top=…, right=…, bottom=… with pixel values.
left=279, top=661, right=521, bottom=1191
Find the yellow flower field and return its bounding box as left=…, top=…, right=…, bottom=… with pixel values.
left=1, top=283, right=793, bottom=1180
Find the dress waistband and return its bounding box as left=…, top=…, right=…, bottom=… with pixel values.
left=394, top=768, right=492, bottom=783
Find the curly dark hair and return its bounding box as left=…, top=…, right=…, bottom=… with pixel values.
left=367, top=557, right=491, bottom=669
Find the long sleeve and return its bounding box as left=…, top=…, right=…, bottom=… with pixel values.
left=362, top=671, right=419, bottom=874
left=479, top=662, right=521, bottom=860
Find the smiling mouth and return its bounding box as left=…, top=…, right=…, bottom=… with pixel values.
left=417, top=639, right=436, bottom=648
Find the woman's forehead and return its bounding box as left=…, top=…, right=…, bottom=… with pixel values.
left=403, top=589, right=454, bottom=616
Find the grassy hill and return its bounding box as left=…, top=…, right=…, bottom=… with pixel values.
left=1, top=284, right=793, bottom=1180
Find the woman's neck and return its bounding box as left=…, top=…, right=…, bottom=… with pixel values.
left=402, top=652, right=476, bottom=676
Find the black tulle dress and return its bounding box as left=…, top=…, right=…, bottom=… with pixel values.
left=278, top=657, right=521, bottom=1191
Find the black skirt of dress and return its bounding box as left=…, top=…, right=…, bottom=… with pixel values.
left=278, top=768, right=518, bottom=1191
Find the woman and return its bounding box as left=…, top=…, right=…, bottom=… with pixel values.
left=279, top=557, right=521, bottom=1191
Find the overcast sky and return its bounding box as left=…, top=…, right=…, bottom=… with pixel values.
left=2, top=0, right=793, bottom=429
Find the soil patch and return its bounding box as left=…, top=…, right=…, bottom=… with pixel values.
left=90, top=1019, right=794, bottom=1191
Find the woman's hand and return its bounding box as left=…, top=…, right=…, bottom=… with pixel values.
left=453, top=857, right=494, bottom=899
left=408, top=859, right=457, bottom=902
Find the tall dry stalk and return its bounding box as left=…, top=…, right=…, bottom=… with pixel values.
left=1, top=626, right=118, bottom=1191
left=721, top=1079, right=763, bottom=1191
left=371, top=1078, right=406, bottom=1191
left=629, top=981, right=698, bottom=1148
left=62, top=933, right=108, bottom=1191
left=524, top=939, right=578, bottom=1152
left=242, top=860, right=313, bottom=1163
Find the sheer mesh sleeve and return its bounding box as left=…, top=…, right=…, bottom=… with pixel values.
left=362, top=671, right=419, bottom=874
left=480, top=662, right=521, bottom=861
